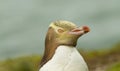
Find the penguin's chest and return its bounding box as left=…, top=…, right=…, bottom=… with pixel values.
left=39, top=46, right=88, bottom=71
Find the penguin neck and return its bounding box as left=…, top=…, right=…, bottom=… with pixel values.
left=39, top=27, right=59, bottom=68
left=39, top=45, right=89, bottom=71
left=40, top=44, right=75, bottom=68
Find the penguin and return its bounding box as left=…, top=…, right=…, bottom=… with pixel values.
left=39, top=20, right=90, bottom=71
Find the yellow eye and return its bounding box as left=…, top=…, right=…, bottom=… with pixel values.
left=58, top=29, right=64, bottom=33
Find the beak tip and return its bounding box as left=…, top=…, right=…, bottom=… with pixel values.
left=82, top=26, right=90, bottom=33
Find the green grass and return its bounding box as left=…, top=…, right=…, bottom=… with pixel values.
left=0, top=55, right=41, bottom=71
left=79, top=43, right=120, bottom=71
left=107, top=62, right=120, bottom=71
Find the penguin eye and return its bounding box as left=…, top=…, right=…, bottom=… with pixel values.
left=57, top=29, right=64, bottom=33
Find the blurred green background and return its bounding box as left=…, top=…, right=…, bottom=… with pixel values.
left=0, top=0, right=120, bottom=71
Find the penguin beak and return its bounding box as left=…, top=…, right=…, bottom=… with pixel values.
left=69, top=26, right=90, bottom=35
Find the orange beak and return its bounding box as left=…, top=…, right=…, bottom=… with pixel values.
left=69, top=26, right=90, bottom=35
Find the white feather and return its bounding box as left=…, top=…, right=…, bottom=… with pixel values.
left=39, top=45, right=89, bottom=71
